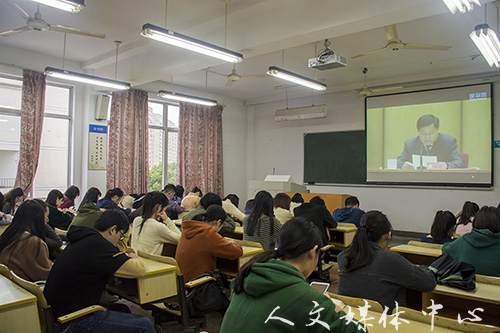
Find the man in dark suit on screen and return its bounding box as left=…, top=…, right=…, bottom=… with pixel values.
left=397, top=114, right=464, bottom=169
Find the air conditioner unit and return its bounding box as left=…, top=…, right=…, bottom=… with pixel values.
left=275, top=104, right=327, bottom=121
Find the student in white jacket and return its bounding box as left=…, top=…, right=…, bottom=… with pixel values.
left=131, top=191, right=181, bottom=255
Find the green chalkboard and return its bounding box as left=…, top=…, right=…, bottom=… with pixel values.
left=304, top=131, right=366, bottom=184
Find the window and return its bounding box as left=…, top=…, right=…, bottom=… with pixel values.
left=148, top=101, right=179, bottom=191
left=0, top=75, right=72, bottom=198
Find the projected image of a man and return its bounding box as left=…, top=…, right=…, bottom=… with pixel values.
left=397, top=114, right=464, bottom=169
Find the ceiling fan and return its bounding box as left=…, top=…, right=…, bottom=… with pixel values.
left=204, top=64, right=268, bottom=87
left=351, top=24, right=450, bottom=59
left=0, top=0, right=105, bottom=38
left=358, top=68, right=403, bottom=98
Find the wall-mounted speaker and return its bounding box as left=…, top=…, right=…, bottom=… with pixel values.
left=95, top=95, right=110, bottom=120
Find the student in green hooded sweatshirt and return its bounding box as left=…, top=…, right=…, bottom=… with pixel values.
left=70, top=187, right=103, bottom=229
left=443, top=205, right=500, bottom=277
left=220, top=217, right=363, bottom=333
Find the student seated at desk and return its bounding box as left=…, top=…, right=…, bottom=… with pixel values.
left=443, top=206, right=500, bottom=277
left=0, top=192, right=13, bottom=225
left=183, top=192, right=236, bottom=235
left=456, top=201, right=479, bottom=235
left=289, top=192, right=304, bottom=212
left=70, top=187, right=103, bottom=229
left=332, top=196, right=365, bottom=227
left=294, top=196, right=337, bottom=245
left=220, top=217, right=362, bottom=333
left=44, top=210, right=155, bottom=333
left=420, top=210, right=456, bottom=244
left=162, top=184, right=185, bottom=219
left=33, top=199, right=62, bottom=256
left=46, top=189, right=76, bottom=230
left=244, top=191, right=282, bottom=251
left=0, top=200, right=52, bottom=282
left=1, top=187, right=24, bottom=216
left=273, top=192, right=293, bottom=225
left=60, top=185, right=80, bottom=209
left=338, top=211, right=436, bottom=312
left=181, top=186, right=203, bottom=212
left=222, top=194, right=246, bottom=224
left=97, top=188, right=131, bottom=216
left=131, top=192, right=181, bottom=255
left=176, top=205, right=243, bottom=281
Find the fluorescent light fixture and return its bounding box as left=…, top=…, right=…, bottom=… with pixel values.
left=470, top=24, right=500, bottom=67
left=31, top=0, right=84, bottom=13
left=266, top=66, right=327, bottom=91
left=442, top=0, right=480, bottom=14
left=140, top=23, right=243, bottom=63
left=44, top=67, right=131, bottom=90
left=158, top=90, right=217, bottom=106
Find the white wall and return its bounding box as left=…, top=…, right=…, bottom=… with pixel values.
left=247, top=87, right=500, bottom=233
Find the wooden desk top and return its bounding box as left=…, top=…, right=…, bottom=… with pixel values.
left=390, top=244, right=442, bottom=257
left=0, top=275, right=37, bottom=310
left=330, top=223, right=357, bottom=232
left=140, top=258, right=177, bottom=277
left=233, top=226, right=243, bottom=234
left=430, top=282, right=500, bottom=306
left=225, top=238, right=263, bottom=256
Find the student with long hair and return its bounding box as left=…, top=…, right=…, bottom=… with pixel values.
left=273, top=193, right=293, bottom=224
left=443, top=206, right=500, bottom=277
left=337, top=211, right=436, bottom=312
left=421, top=210, right=456, bottom=244
left=0, top=192, right=13, bottom=225
left=456, top=201, right=479, bottom=235
left=176, top=205, right=243, bottom=281
left=243, top=190, right=282, bottom=251
left=130, top=191, right=181, bottom=255
left=60, top=185, right=80, bottom=209
left=46, top=189, right=75, bottom=230
left=97, top=188, right=131, bottom=215
left=70, top=187, right=103, bottom=229
left=0, top=200, right=52, bottom=281
left=1, top=187, right=24, bottom=215
left=221, top=217, right=362, bottom=332
left=294, top=196, right=337, bottom=244
left=33, top=199, right=63, bottom=255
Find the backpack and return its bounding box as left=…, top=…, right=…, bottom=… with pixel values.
left=186, top=271, right=225, bottom=317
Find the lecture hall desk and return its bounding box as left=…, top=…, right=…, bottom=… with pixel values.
left=389, top=244, right=442, bottom=266
left=0, top=275, right=40, bottom=333
left=107, top=257, right=177, bottom=304
left=329, top=223, right=357, bottom=250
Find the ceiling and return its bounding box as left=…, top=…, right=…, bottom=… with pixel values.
left=1, top=0, right=499, bottom=104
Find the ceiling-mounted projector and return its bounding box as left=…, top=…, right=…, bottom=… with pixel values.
left=308, top=54, right=347, bottom=71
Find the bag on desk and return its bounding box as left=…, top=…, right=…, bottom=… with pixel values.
left=428, top=253, right=476, bottom=290
left=186, top=271, right=224, bottom=317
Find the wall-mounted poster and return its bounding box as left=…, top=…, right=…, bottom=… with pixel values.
left=88, top=125, right=107, bottom=170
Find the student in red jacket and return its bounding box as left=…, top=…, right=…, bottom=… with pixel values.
left=176, top=205, right=243, bottom=281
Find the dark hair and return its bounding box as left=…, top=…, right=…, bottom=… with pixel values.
left=46, top=189, right=64, bottom=206
left=473, top=206, right=500, bottom=233
left=0, top=192, right=4, bottom=210
left=139, top=192, right=168, bottom=234
left=175, top=185, right=184, bottom=198
left=291, top=193, right=304, bottom=203
left=93, top=209, right=129, bottom=233
left=345, top=196, right=360, bottom=207
left=100, top=188, right=124, bottom=202
left=273, top=193, right=291, bottom=210
left=163, top=184, right=176, bottom=193
left=193, top=205, right=227, bottom=223
left=430, top=210, right=456, bottom=242
left=233, top=217, right=322, bottom=294
left=78, top=187, right=102, bottom=211
left=343, top=211, right=392, bottom=272
left=244, top=199, right=254, bottom=214
left=223, top=194, right=240, bottom=207
left=246, top=191, right=275, bottom=237
left=0, top=200, right=46, bottom=258
left=64, top=185, right=80, bottom=201
left=417, top=114, right=439, bottom=130
left=200, top=193, right=222, bottom=210
left=192, top=186, right=203, bottom=196
left=309, top=196, right=326, bottom=207
left=33, top=198, right=48, bottom=211
left=457, top=201, right=479, bottom=226
left=4, top=187, right=24, bottom=205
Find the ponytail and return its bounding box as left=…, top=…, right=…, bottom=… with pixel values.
left=233, top=217, right=322, bottom=294
left=344, top=211, right=392, bottom=272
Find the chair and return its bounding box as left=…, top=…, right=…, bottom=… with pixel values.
left=327, top=293, right=384, bottom=312
left=393, top=306, right=500, bottom=333
left=0, top=263, right=11, bottom=279
left=312, top=244, right=336, bottom=281
left=10, top=270, right=106, bottom=333
left=136, top=250, right=214, bottom=332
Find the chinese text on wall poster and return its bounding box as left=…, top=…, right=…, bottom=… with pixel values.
left=88, top=125, right=107, bottom=170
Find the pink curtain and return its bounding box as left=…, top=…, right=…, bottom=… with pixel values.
left=107, top=89, right=149, bottom=194
left=178, top=102, right=224, bottom=196
left=14, top=69, right=46, bottom=196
